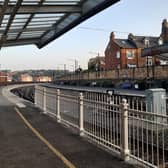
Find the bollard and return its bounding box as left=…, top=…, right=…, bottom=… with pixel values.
left=79, top=92, right=84, bottom=136
left=43, top=87, right=47, bottom=114
left=57, top=89, right=61, bottom=123
left=121, top=98, right=129, bottom=161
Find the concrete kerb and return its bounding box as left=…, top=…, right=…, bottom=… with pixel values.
left=2, top=84, right=37, bottom=107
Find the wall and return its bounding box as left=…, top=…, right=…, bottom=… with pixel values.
left=105, top=40, right=120, bottom=70
left=58, top=65, right=168, bottom=81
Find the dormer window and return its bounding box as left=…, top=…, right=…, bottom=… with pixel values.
left=144, top=38, right=150, bottom=46
left=158, top=38, right=163, bottom=45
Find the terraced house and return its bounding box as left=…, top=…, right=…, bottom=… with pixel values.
left=105, top=19, right=168, bottom=70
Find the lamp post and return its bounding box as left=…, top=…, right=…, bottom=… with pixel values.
left=145, top=40, right=150, bottom=79
left=59, top=64, right=66, bottom=75
left=68, top=58, right=78, bottom=72
left=64, top=64, right=66, bottom=75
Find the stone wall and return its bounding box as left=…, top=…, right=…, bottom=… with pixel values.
left=59, top=65, right=168, bottom=81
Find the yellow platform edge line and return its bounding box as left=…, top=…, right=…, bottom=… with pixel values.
left=14, top=107, right=76, bottom=168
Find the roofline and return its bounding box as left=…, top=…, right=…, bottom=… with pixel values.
left=113, top=39, right=136, bottom=49
left=113, top=40, right=122, bottom=48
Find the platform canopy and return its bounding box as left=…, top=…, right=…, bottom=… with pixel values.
left=142, top=44, right=168, bottom=59
left=0, top=0, right=119, bottom=48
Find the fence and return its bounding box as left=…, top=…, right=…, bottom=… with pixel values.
left=35, top=85, right=168, bottom=168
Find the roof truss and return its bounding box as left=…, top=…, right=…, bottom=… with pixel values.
left=0, top=0, right=120, bottom=48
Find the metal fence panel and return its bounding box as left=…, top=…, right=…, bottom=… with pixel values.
left=128, top=104, right=168, bottom=168
left=34, top=85, right=168, bottom=168
left=60, top=90, right=79, bottom=128
left=83, top=92, right=121, bottom=152
left=35, top=85, right=44, bottom=109
left=45, top=87, right=57, bottom=116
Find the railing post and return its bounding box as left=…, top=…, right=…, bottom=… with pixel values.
left=121, top=98, right=129, bottom=161
left=57, top=89, right=61, bottom=123
left=43, top=87, right=47, bottom=113
left=79, top=92, right=84, bottom=136
left=34, top=85, right=38, bottom=106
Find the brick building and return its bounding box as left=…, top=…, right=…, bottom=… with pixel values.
left=0, top=72, right=8, bottom=82
left=88, top=55, right=105, bottom=71
left=104, top=19, right=168, bottom=70
left=34, top=76, right=52, bottom=82
left=105, top=32, right=161, bottom=70
left=20, top=74, right=33, bottom=82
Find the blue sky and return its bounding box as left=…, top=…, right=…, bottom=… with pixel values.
left=0, top=0, right=168, bottom=71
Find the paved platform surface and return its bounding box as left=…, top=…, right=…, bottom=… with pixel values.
left=0, top=86, right=140, bottom=168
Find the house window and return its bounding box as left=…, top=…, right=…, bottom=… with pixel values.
left=116, top=51, right=120, bottom=58
left=126, top=50, right=134, bottom=59
left=146, top=57, right=153, bottom=66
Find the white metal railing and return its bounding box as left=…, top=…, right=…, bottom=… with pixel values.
left=83, top=92, right=121, bottom=153
left=128, top=108, right=168, bottom=168
left=60, top=90, right=79, bottom=128
left=46, top=88, right=57, bottom=116
left=35, top=85, right=168, bottom=168
left=166, top=98, right=168, bottom=115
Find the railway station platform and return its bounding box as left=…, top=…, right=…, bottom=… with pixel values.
left=0, top=86, right=140, bottom=168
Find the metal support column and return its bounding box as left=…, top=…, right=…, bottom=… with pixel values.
left=79, top=92, right=84, bottom=136
left=43, top=87, right=47, bottom=113
left=57, top=89, right=61, bottom=123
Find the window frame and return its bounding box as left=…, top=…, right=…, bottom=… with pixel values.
left=126, top=50, right=134, bottom=59
left=116, top=51, right=120, bottom=59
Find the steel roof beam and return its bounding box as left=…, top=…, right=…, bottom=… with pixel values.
left=156, top=54, right=168, bottom=61
left=142, top=44, right=168, bottom=57
left=1, top=27, right=51, bottom=34
left=0, top=0, right=23, bottom=47
left=0, top=0, right=10, bottom=27
left=19, top=1, right=80, bottom=4
left=2, top=38, right=39, bottom=47
left=0, top=5, right=82, bottom=14
left=38, top=0, right=120, bottom=48
left=16, top=0, right=45, bottom=41
left=0, top=0, right=120, bottom=48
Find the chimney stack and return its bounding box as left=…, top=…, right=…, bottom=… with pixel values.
left=161, top=19, right=168, bottom=43
left=128, top=33, right=134, bottom=41
left=110, top=32, right=115, bottom=41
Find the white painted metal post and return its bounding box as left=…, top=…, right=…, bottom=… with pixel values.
left=121, top=98, right=129, bottom=161
left=57, top=89, right=61, bottom=123
left=79, top=92, right=84, bottom=136
left=43, top=87, right=47, bottom=113
left=34, top=85, right=38, bottom=106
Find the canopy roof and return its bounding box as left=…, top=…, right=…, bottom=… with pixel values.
left=0, top=0, right=119, bottom=48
